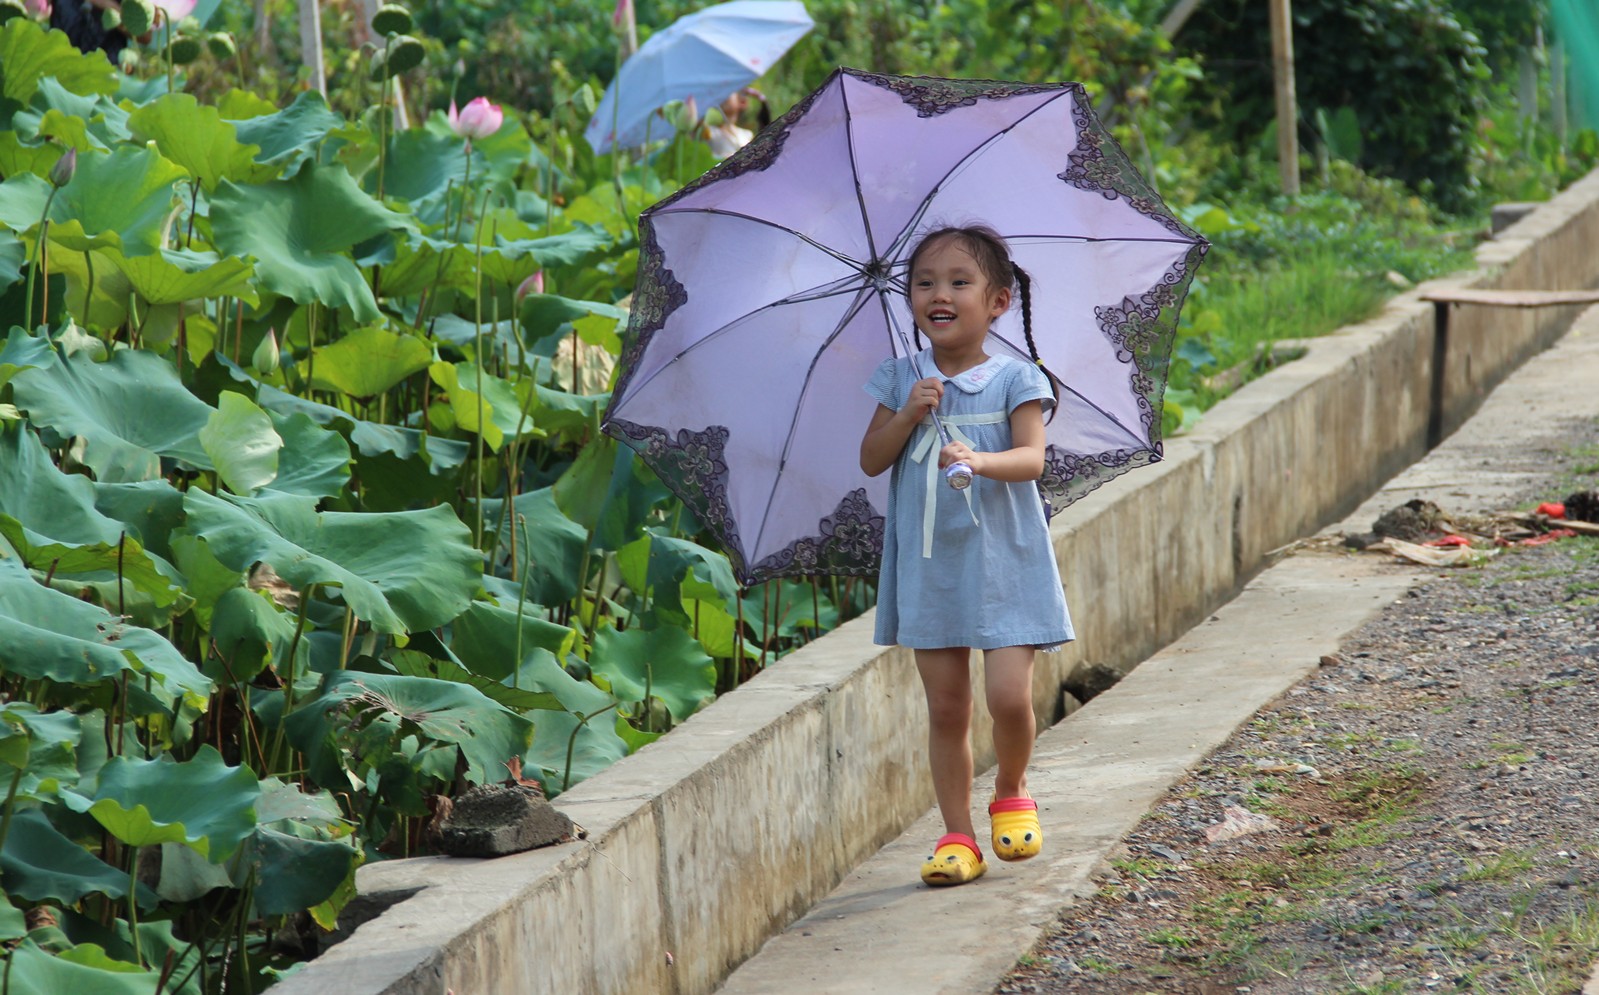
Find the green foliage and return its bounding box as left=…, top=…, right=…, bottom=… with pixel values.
left=0, top=1, right=1586, bottom=987
left=1180, top=0, right=1491, bottom=211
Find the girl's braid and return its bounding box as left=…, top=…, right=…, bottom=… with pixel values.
left=1013, top=261, right=1062, bottom=422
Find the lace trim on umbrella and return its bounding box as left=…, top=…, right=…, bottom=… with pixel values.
left=748, top=488, right=885, bottom=582
left=1037, top=444, right=1160, bottom=514
left=605, top=417, right=745, bottom=564
left=1057, top=89, right=1200, bottom=243
left=848, top=68, right=1068, bottom=118
left=609, top=223, right=688, bottom=404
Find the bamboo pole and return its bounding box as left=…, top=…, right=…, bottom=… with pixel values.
left=299, top=0, right=327, bottom=99
left=1268, top=0, right=1300, bottom=196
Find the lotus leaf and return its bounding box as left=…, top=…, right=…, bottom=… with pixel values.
left=3, top=940, right=165, bottom=994
left=210, top=160, right=413, bottom=322
left=209, top=586, right=297, bottom=683
left=180, top=489, right=479, bottom=634
left=447, top=600, right=576, bottom=682
left=285, top=672, right=534, bottom=786
left=309, top=323, right=431, bottom=400
left=428, top=360, right=532, bottom=451
left=552, top=431, right=615, bottom=530
left=530, top=382, right=608, bottom=438
left=0, top=130, right=62, bottom=181
left=0, top=145, right=187, bottom=256
left=49, top=908, right=201, bottom=994
left=12, top=347, right=213, bottom=481
left=264, top=409, right=350, bottom=499
left=369, top=126, right=466, bottom=208
left=479, top=486, right=586, bottom=605
left=22, top=77, right=134, bottom=147
left=1, top=699, right=83, bottom=795
left=0, top=555, right=211, bottom=700
left=0, top=326, right=52, bottom=390
left=389, top=649, right=561, bottom=713
left=0, top=228, right=22, bottom=292
left=114, top=248, right=258, bottom=307
left=378, top=232, right=480, bottom=296
left=227, top=90, right=344, bottom=168
left=199, top=391, right=281, bottom=494
left=242, top=825, right=358, bottom=915
left=495, top=225, right=611, bottom=270
left=0, top=808, right=132, bottom=903
left=520, top=293, right=625, bottom=343
left=127, top=93, right=279, bottom=191
left=154, top=842, right=231, bottom=902
left=527, top=703, right=628, bottom=793
left=62, top=745, right=260, bottom=861
left=0, top=18, right=119, bottom=104
left=593, top=445, right=673, bottom=551
left=243, top=372, right=469, bottom=472
left=0, top=889, right=24, bottom=941
left=589, top=623, right=715, bottom=722
left=92, top=479, right=184, bottom=561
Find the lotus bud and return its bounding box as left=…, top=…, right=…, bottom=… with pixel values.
left=206, top=31, right=235, bottom=60
left=515, top=271, right=544, bottom=302
left=25, top=0, right=49, bottom=19
left=167, top=35, right=202, bottom=65
left=252, top=329, right=280, bottom=378
left=371, top=2, right=411, bottom=37
left=120, top=0, right=154, bottom=36
left=448, top=96, right=504, bottom=141
left=151, top=0, right=195, bottom=22
left=49, top=147, right=77, bottom=188
left=672, top=96, right=700, bottom=132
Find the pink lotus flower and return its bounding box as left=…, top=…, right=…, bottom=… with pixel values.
left=448, top=97, right=504, bottom=142
left=25, top=0, right=50, bottom=19
left=515, top=271, right=545, bottom=302
left=153, top=0, right=197, bottom=21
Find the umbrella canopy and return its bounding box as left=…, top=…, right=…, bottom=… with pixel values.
left=584, top=0, right=814, bottom=154
left=602, top=68, right=1209, bottom=584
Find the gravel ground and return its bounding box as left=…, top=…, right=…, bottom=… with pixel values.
left=1003, top=473, right=1599, bottom=993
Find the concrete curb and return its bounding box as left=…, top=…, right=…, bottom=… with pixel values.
left=275, top=168, right=1599, bottom=995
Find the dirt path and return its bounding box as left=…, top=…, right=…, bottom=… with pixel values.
left=1003, top=465, right=1599, bottom=992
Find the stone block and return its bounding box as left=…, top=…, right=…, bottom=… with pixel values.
left=438, top=785, right=573, bottom=858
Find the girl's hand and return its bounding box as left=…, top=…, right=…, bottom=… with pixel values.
left=901, top=377, right=943, bottom=420
left=939, top=441, right=983, bottom=475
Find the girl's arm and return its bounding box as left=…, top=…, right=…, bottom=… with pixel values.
left=860, top=377, right=943, bottom=477
left=937, top=399, right=1045, bottom=482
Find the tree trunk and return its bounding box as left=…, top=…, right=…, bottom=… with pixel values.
left=1268, top=0, right=1300, bottom=197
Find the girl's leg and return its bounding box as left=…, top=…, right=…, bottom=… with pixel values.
left=983, top=645, right=1037, bottom=801
left=914, top=647, right=976, bottom=839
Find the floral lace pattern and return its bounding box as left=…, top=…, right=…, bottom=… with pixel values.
left=749, top=488, right=885, bottom=581
left=1058, top=89, right=1199, bottom=243
left=848, top=68, right=1067, bottom=118
left=609, top=224, right=687, bottom=404
left=606, top=417, right=745, bottom=556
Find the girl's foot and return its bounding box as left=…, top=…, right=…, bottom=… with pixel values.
left=989, top=796, right=1042, bottom=861
left=920, top=833, right=988, bottom=886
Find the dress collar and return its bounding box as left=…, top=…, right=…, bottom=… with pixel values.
left=919, top=349, right=1008, bottom=394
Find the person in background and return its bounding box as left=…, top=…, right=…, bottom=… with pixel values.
left=51, top=0, right=147, bottom=63
left=706, top=86, right=770, bottom=158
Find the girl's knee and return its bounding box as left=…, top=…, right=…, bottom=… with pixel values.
left=925, top=691, right=973, bottom=731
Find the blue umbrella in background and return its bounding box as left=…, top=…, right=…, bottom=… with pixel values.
left=584, top=0, right=814, bottom=154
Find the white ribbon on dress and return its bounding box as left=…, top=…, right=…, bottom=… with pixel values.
left=907, top=410, right=1007, bottom=558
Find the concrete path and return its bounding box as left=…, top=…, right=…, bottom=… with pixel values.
left=720, top=304, right=1599, bottom=995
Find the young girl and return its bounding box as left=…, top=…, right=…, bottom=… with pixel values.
left=859, top=225, right=1074, bottom=887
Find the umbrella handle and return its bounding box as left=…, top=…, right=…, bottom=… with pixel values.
left=945, top=461, right=973, bottom=490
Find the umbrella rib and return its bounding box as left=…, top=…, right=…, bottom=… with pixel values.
left=886, top=88, right=1077, bottom=261
left=838, top=78, right=881, bottom=264
left=611, top=279, right=869, bottom=407
left=649, top=206, right=866, bottom=270
left=985, top=331, right=1156, bottom=451
left=1004, top=233, right=1203, bottom=246
left=746, top=283, right=881, bottom=563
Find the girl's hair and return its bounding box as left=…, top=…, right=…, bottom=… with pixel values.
left=905, top=225, right=1061, bottom=418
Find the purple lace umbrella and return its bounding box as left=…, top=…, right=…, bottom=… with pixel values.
left=602, top=68, right=1209, bottom=585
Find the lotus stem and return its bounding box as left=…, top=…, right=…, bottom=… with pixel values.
left=23, top=182, right=60, bottom=332
left=377, top=37, right=392, bottom=200
left=82, top=249, right=93, bottom=325
left=268, top=584, right=318, bottom=769
left=0, top=766, right=24, bottom=858
left=562, top=703, right=619, bottom=791
left=127, top=851, right=144, bottom=966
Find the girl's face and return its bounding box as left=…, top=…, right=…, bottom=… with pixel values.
left=908, top=238, right=1010, bottom=354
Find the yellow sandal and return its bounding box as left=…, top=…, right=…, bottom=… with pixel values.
left=989, top=796, right=1042, bottom=861
left=920, top=832, right=988, bottom=886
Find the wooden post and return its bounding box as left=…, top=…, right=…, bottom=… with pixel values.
left=1268, top=0, right=1300, bottom=196
left=299, top=0, right=327, bottom=99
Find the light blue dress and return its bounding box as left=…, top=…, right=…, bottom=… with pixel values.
left=865, top=351, right=1075, bottom=651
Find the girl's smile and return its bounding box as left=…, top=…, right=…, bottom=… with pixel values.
left=909, top=238, right=1011, bottom=373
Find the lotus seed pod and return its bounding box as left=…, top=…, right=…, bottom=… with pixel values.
left=370, top=3, right=411, bottom=36
left=206, top=32, right=235, bottom=60
left=252, top=329, right=279, bottom=378
left=168, top=35, right=202, bottom=65
left=177, top=14, right=199, bottom=32
left=100, top=5, right=121, bottom=30
left=383, top=34, right=425, bottom=76
left=119, top=0, right=154, bottom=36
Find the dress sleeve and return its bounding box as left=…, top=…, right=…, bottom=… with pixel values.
left=1007, top=359, right=1057, bottom=416
left=863, top=356, right=902, bottom=411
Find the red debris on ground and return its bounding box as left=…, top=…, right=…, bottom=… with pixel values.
left=1536, top=501, right=1567, bottom=518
